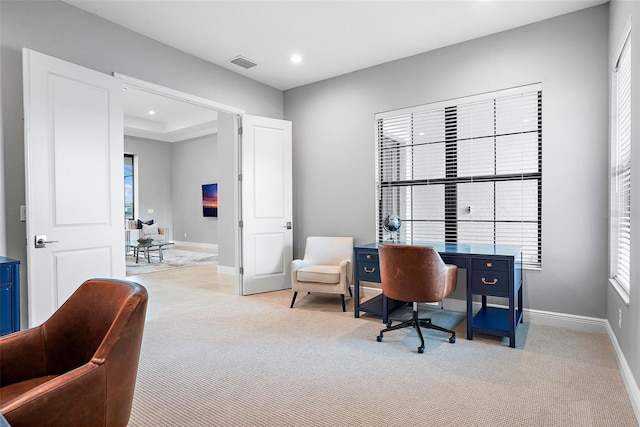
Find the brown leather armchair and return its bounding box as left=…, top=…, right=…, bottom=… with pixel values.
left=376, top=244, right=457, bottom=353
left=0, top=278, right=148, bottom=427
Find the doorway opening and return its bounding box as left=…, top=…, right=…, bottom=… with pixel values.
left=115, top=73, right=244, bottom=292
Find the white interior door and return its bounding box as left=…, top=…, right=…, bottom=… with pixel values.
left=240, top=115, right=293, bottom=295
left=23, top=49, right=125, bottom=327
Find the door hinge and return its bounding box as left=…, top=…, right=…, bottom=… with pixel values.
left=239, top=220, right=243, bottom=228
left=238, top=126, right=243, bottom=136
left=239, top=267, right=244, bottom=275
left=238, top=173, right=243, bottom=182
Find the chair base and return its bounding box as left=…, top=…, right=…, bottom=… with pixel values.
left=290, top=286, right=353, bottom=312
left=376, top=303, right=456, bottom=353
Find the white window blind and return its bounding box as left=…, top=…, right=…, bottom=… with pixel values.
left=613, top=33, right=632, bottom=293
left=376, top=84, right=542, bottom=269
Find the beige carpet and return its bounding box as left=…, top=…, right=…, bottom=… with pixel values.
left=128, top=280, right=638, bottom=427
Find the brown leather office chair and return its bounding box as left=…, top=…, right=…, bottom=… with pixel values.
left=376, top=244, right=457, bottom=353
left=0, top=278, right=148, bottom=427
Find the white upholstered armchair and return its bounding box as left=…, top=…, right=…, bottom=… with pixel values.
left=290, top=236, right=354, bottom=312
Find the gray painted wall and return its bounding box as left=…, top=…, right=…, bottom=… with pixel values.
left=0, top=0, right=283, bottom=324
left=608, top=0, right=640, bottom=400
left=124, top=134, right=220, bottom=246
left=124, top=136, right=174, bottom=231
left=284, top=6, right=609, bottom=317
left=217, top=113, right=238, bottom=269
left=171, top=134, right=219, bottom=245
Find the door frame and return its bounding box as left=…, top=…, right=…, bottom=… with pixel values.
left=114, top=74, right=246, bottom=294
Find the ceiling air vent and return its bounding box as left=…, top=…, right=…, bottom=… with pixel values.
left=229, top=56, right=258, bottom=69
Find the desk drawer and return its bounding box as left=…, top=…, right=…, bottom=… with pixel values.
left=358, top=261, right=381, bottom=283
left=471, top=270, right=509, bottom=295
left=471, top=258, right=509, bottom=272
left=0, top=265, right=11, bottom=282
left=357, top=251, right=379, bottom=262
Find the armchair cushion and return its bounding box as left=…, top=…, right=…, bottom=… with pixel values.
left=297, top=265, right=341, bottom=284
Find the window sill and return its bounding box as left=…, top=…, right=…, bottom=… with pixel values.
left=609, top=278, right=630, bottom=305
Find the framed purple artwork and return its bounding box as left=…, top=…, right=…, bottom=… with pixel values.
left=202, top=183, right=218, bottom=217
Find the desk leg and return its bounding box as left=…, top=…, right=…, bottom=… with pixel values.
left=466, top=260, right=475, bottom=341
left=466, top=276, right=473, bottom=341
left=518, top=284, right=523, bottom=323
left=509, top=292, right=516, bottom=348
left=354, top=280, right=360, bottom=318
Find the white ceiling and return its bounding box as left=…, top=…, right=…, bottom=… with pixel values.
left=122, top=86, right=218, bottom=142
left=65, top=0, right=608, bottom=140
left=65, top=0, right=608, bottom=92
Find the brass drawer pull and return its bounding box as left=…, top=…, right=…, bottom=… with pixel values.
left=366, top=254, right=372, bottom=259
left=364, top=267, right=376, bottom=273
left=481, top=277, right=498, bottom=285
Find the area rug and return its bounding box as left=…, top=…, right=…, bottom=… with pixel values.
left=126, top=249, right=217, bottom=276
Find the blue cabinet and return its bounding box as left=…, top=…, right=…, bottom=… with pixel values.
left=0, top=257, right=20, bottom=336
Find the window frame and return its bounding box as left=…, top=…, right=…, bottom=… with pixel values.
left=609, top=21, right=632, bottom=302
left=375, top=83, right=542, bottom=269
left=124, top=153, right=135, bottom=222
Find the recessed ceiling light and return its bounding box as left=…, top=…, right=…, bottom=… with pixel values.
left=290, top=54, right=302, bottom=64
left=148, top=110, right=156, bottom=116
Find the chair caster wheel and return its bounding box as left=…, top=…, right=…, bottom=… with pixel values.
left=418, top=347, right=425, bottom=353
left=386, top=322, right=392, bottom=328
left=449, top=336, right=456, bottom=344
left=376, top=335, right=383, bottom=342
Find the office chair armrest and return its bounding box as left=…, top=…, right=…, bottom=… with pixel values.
left=444, top=264, right=458, bottom=294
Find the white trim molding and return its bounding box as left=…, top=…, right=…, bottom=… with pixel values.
left=606, top=321, right=640, bottom=422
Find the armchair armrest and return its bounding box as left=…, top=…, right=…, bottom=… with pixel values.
left=338, top=259, right=353, bottom=285
left=1, top=362, right=103, bottom=425
left=291, top=259, right=311, bottom=273
left=0, top=328, right=47, bottom=386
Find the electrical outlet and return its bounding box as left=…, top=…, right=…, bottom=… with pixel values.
left=618, top=309, right=622, bottom=328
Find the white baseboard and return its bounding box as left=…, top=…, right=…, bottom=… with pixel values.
left=217, top=265, right=235, bottom=276
left=172, top=241, right=218, bottom=250
left=357, top=288, right=609, bottom=333
left=605, top=321, right=640, bottom=423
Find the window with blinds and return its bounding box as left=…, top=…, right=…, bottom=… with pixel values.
left=376, top=84, right=542, bottom=269
left=612, top=32, right=631, bottom=294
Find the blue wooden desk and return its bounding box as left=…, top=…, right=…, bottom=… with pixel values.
left=353, top=242, right=523, bottom=348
